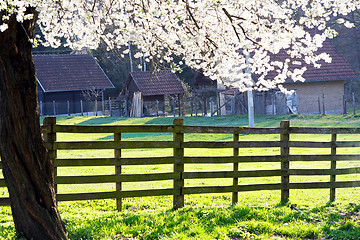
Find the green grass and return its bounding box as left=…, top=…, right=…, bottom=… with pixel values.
left=2, top=114, right=360, bottom=239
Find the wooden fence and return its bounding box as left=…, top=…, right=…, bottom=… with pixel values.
left=1, top=117, right=360, bottom=210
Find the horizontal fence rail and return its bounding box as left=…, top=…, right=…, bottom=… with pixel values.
left=1, top=117, right=360, bottom=209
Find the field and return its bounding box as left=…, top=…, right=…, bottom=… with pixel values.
left=1, top=114, right=360, bottom=239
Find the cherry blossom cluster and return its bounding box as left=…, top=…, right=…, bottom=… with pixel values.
left=1, top=0, right=359, bottom=91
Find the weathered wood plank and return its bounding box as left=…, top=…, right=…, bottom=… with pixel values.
left=121, top=188, right=177, bottom=198
left=330, top=133, right=337, bottom=202
left=183, top=155, right=281, bottom=164
left=59, top=155, right=360, bottom=166
left=173, top=118, right=185, bottom=209
left=182, top=126, right=281, bottom=134
left=55, top=157, right=175, bottom=167
left=43, top=117, right=58, bottom=194
left=232, top=132, right=239, bottom=205
left=289, top=127, right=360, bottom=134
left=183, top=183, right=282, bottom=195
left=289, top=181, right=360, bottom=189
left=115, top=132, right=122, bottom=211
left=289, top=141, right=331, bottom=148
left=183, top=155, right=282, bottom=163
left=182, top=141, right=281, bottom=148
left=290, top=167, right=360, bottom=176
left=55, top=172, right=179, bottom=184
left=55, top=158, right=117, bottom=167
left=183, top=170, right=283, bottom=179
left=53, top=125, right=174, bottom=133
left=288, top=154, right=360, bottom=161
left=280, top=120, right=290, bottom=202
left=0, top=179, right=6, bottom=187
left=49, top=125, right=360, bottom=135
left=0, top=197, right=10, bottom=206
left=43, top=125, right=360, bottom=135
left=55, top=156, right=287, bottom=167
left=57, top=188, right=176, bottom=201
left=53, top=141, right=175, bottom=150
left=336, top=141, right=360, bottom=148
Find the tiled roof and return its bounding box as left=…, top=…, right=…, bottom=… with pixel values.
left=129, top=71, right=185, bottom=96
left=34, top=54, right=114, bottom=92
left=300, top=39, right=357, bottom=82
left=267, top=38, right=357, bottom=83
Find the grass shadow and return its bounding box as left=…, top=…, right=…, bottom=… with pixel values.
left=75, top=116, right=131, bottom=125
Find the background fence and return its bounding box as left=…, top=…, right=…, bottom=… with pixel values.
left=1, top=118, right=360, bottom=210
left=39, top=100, right=105, bottom=116
left=39, top=91, right=360, bottom=117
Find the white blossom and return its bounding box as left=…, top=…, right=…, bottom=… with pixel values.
left=0, top=24, right=8, bottom=32
left=1, top=0, right=359, bottom=91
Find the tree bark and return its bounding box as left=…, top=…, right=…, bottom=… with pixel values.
left=0, top=8, right=68, bottom=240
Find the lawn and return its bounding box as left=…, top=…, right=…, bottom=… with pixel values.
left=1, top=114, right=360, bottom=239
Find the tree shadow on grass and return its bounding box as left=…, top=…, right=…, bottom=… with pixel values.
left=75, top=116, right=131, bottom=125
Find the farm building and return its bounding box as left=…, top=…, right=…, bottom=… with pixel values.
left=191, top=71, right=227, bottom=116
left=117, top=71, right=186, bottom=117
left=34, top=54, right=114, bottom=115
left=192, top=38, right=358, bottom=115
left=280, top=39, right=357, bottom=114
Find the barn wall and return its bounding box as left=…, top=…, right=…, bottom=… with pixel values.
left=284, top=80, right=345, bottom=114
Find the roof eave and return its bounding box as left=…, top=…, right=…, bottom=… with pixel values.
left=284, top=78, right=357, bottom=84
left=37, top=79, right=45, bottom=92
left=91, top=55, right=116, bottom=89
left=40, top=86, right=114, bottom=93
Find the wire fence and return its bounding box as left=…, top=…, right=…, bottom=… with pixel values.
left=39, top=92, right=360, bottom=117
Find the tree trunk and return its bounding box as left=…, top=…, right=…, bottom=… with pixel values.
left=0, top=9, right=68, bottom=240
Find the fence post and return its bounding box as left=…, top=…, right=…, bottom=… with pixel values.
left=114, top=132, right=122, bottom=211
left=272, top=93, right=275, bottom=115
left=156, top=99, right=159, bottom=117
left=353, top=92, right=356, bottom=115
left=53, top=100, right=56, bottom=116
left=190, top=97, right=193, bottom=116
left=280, top=120, right=290, bottom=202
left=173, top=99, right=176, bottom=117
left=322, top=94, right=325, bottom=115
left=173, top=118, right=184, bottom=209
left=80, top=100, right=84, bottom=116
left=232, top=130, right=239, bottom=205
left=67, top=100, right=70, bottom=116
left=330, top=133, right=337, bottom=201
left=125, top=99, right=128, bottom=117
left=178, top=94, right=181, bottom=117
left=231, top=96, right=235, bottom=114
left=343, top=95, right=347, bottom=115
left=43, top=117, right=57, bottom=195
left=102, top=97, right=105, bottom=115
left=109, top=99, right=112, bottom=117
left=195, top=97, right=198, bottom=116
left=39, top=101, right=43, bottom=116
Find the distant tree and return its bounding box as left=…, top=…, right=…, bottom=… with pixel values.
left=0, top=1, right=359, bottom=239
left=328, top=10, right=360, bottom=99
